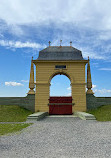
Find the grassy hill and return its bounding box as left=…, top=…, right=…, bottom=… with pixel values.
left=87, top=105, right=111, bottom=121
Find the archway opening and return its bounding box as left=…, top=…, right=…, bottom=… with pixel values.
left=50, top=74, right=71, bottom=96
left=49, top=74, right=72, bottom=115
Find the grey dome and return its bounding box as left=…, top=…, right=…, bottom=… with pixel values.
left=37, top=46, right=84, bottom=60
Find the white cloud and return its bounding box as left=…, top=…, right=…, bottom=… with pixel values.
left=67, top=87, right=71, bottom=90
left=21, top=80, right=29, bottom=83
left=99, top=68, right=111, bottom=71
left=94, top=88, right=111, bottom=94
left=92, top=84, right=97, bottom=89
left=99, top=31, right=111, bottom=41
left=50, top=82, right=53, bottom=85
left=0, top=0, right=111, bottom=61
left=66, top=92, right=71, bottom=96
left=0, top=0, right=111, bottom=31
left=82, top=51, right=106, bottom=60
left=0, top=40, right=46, bottom=49
left=51, top=34, right=108, bottom=60
left=92, top=63, right=99, bottom=68
left=5, top=81, right=23, bottom=86
left=9, top=24, right=24, bottom=37
left=66, top=87, right=71, bottom=96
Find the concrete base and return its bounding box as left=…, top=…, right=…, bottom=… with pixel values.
left=27, top=89, right=35, bottom=94
left=47, top=115, right=77, bottom=118
left=27, top=112, right=49, bottom=122
left=74, top=111, right=96, bottom=120
left=27, top=112, right=96, bottom=121
left=86, top=89, right=94, bottom=94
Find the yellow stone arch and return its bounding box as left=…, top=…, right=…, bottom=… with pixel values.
left=48, top=71, right=73, bottom=84
left=32, top=46, right=88, bottom=113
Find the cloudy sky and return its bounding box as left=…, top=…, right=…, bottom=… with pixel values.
left=0, top=0, right=111, bottom=97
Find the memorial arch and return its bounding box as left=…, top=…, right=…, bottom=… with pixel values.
left=28, top=44, right=93, bottom=113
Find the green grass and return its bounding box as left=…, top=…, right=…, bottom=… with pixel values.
left=87, top=105, right=111, bottom=121
left=0, top=123, right=31, bottom=135
left=0, top=105, right=32, bottom=122
left=0, top=105, right=33, bottom=135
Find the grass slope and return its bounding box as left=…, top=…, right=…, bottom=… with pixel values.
left=0, top=105, right=32, bottom=122
left=0, top=123, right=31, bottom=135
left=87, top=105, right=111, bottom=121
left=0, top=105, right=33, bottom=135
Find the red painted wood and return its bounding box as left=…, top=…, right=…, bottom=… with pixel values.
left=49, top=97, right=72, bottom=103
left=49, top=97, right=72, bottom=115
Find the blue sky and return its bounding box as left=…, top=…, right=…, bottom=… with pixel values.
left=0, top=0, right=111, bottom=97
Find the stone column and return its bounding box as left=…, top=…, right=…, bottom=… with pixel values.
left=72, top=83, right=86, bottom=112
left=35, top=82, right=50, bottom=112
left=28, top=57, right=35, bottom=94
left=86, top=56, right=94, bottom=94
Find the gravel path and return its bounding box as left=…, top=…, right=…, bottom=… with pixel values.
left=0, top=117, right=111, bottom=158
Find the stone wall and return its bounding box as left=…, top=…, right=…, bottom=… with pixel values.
left=0, top=93, right=111, bottom=112
left=0, top=94, right=35, bottom=112
left=86, top=94, right=111, bottom=110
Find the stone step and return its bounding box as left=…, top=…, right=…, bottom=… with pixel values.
left=74, top=112, right=96, bottom=120
left=46, top=115, right=77, bottom=118
left=27, top=112, right=48, bottom=121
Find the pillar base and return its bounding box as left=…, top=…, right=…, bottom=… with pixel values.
left=28, top=89, right=35, bottom=94
left=86, top=89, right=94, bottom=94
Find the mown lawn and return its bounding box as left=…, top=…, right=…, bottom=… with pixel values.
left=0, top=123, right=31, bottom=136
left=87, top=105, right=111, bottom=121
left=0, top=105, right=33, bottom=135
left=0, top=105, right=32, bottom=122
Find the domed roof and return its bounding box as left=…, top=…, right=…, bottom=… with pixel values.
left=37, top=46, right=84, bottom=60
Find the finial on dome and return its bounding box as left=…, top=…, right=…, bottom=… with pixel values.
left=60, top=40, right=62, bottom=47
left=48, top=41, right=51, bottom=47
left=70, top=41, right=72, bottom=47
left=88, top=56, right=89, bottom=60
